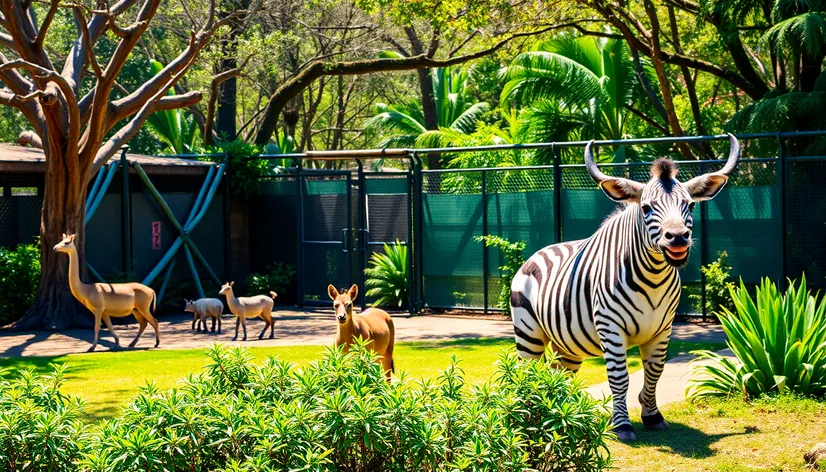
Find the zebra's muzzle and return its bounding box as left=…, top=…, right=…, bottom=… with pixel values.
left=663, top=246, right=690, bottom=266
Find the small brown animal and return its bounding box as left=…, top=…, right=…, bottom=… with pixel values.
left=219, top=282, right=276, bottom=341
left=328, top=284, right=395, bottom=380
left=54, top=233, right=160, bottom=352
left=184, top=298, right=223, bottom=333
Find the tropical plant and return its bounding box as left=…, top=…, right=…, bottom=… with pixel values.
left=364, top=241, right=408, bottom=309
left=501, top=35, right=650, bottom=163
left=688, top=275, right=826, bottom=398
left=264, top=130, right=297, bottom=171
left=205, top=140, right=268, bottom=200
left=475, top=235, right=526, bottom=311
left=365, top=67, right=490, bottom=149
left=146, top=60, right=202, bottom=155
left=688, top=251, right=736, bottom=316
left=0, top=239, right=40, bottom=326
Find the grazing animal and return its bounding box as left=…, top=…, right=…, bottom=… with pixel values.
left=218, top=282, right=276, bottom=341
left=184, top=298, right=224, bottom=333
left=509, top=134, right=740, bottom=442
left=53, top=233, right=160, bottom=352
left=328, top=284, right=395, bottom=380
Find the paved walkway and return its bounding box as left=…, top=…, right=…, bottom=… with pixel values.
left=0, top=310, right=726, bottom=361
left=586, top=348, right=735, bottom=409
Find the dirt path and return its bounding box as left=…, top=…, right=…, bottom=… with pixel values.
left=0, top=310, right=725, bottom=357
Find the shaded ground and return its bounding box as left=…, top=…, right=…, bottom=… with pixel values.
left=0, top=309, right=724, bottom=357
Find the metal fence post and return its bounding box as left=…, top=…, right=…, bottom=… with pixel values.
left=552, top=143, right=562, bottom=243
left=481, top=170, right=488, bottom=314
left=295, top=158, right=304, bottom=306
left=223, top=153, right=231, bottom=282
left=120, top=146, right=132, bottom=275
left=777, top=132, right=787, bottom=286
left=357, top=160, right=367, bottom=311
left=699, top=161, right=708, bottom=322
left=413, top=151, right=424, bottom=312
left=407, top=159, right=415, bottom=316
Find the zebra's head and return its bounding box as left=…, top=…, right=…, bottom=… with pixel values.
left=584, top=134, right=740, bottom=267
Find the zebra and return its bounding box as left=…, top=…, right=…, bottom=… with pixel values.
left=510, top=134, right=739, bottom=442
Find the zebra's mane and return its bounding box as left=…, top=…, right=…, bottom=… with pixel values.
left=650, top=158, right=678, bottom=192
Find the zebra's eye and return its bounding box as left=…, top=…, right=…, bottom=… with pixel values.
left=688, top=202, right=696, bottom=212
left=641, top=204, right=652, bottom=216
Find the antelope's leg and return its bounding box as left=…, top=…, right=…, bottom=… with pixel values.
left=258, top=314, right=269, bottom=340
left=87, top=310, right=103, bottom=352
left=129, top=312, right=148, bottom=348
left=217, top=314, right=222, bottom=334
left=102, top=315, right=120, bottom=348
left=241, top=316, right=248, bottom=341
left=639, top=327, right=672, bottom=431
left=211, top=314, right=217, bottom=333
left=233, top=317, right=240, bottom=341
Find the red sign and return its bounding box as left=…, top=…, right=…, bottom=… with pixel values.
left=152, top=221, right=161, bottom=250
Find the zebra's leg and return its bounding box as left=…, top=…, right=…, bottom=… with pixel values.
left=638, top=327, right=671, bottom=431
left=598, top=327, right=635, bottom=442
left=548, top=343, right=582, bottom=372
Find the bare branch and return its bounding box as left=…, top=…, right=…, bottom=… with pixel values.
left=34, top=0, right=59, bottom=49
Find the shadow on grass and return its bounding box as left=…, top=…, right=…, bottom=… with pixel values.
left=625, top=420, right=745, bottom=459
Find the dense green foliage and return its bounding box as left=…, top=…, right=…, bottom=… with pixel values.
left=364, top=241, right=408, bottom=309
left=688, top=251, right=736, bottom=316
left=0, top=239, right=40, bottom=326
left=688, top=276, right=826, bottom=398
left=0, top=344, right=612, bottom=471
left=475, top=235, right=526, bottom=311
left=246, top=262, right=297, bottom=304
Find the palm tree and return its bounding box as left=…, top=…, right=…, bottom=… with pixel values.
left=146, top=60, right=201, bottom=155
left=365, top=67, right=490, bottom=149
left=501, top=35, right=651, bottom=162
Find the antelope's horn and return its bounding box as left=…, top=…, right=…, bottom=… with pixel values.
left=584, top=140, right=611, bottom=184
left=717, top=133, right=740, bottom=176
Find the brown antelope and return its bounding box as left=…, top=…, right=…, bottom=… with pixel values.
left=184, top=298, right=223, bottom=333
left=53, top=233, right=160, bottom=352
left=218, top=282, right=276, bottom=341
left=328, top=284, right=395, bottom=380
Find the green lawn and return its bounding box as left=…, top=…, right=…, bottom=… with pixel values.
left=0, top=338, right=722, bottom=422
left=611, top=395, right=826, bottom=471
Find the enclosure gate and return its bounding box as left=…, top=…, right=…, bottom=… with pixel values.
left=260, top=152, right=416, bottom=312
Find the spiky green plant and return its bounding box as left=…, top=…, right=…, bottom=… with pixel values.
left=688, top=275, right=826, bottom=398
left=146, top=60, right=201, bottom=155
left=364, top=241, right=408, bottom=309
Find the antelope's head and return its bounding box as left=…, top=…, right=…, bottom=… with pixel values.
left=184, top=299, right=195, bottom=313
left=584, top=134, right=740, bottom=267
left=219, top=282, right=234, bottom=296
left=53, top=233, right=76, bottom=254
left=328, top=284, right=358, bottom=324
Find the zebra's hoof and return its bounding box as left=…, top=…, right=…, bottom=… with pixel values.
left=642, top=412, right=669, bottom=431
left=613, top=424, right=637, bottom=443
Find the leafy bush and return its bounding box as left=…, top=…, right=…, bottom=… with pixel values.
left=688, top=275, right=826, bottom=398
left=475, top=235, right=525, bottom=311
left=688, top=251, right=736, bottom=316
left=205, top=140, right=268, bottom=200
left=0, top=239, right=40, bottom=326
left=364, top=241, right=408, bottom=309
left=0, top=365, right=87, bottom=471
left=246, top=262, right=297, bottom=304
left=81, top=343, right=611, bottom=471
left=4, top=345, right=612, bottom=470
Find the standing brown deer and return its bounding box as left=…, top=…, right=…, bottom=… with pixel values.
left=219, top=282, right=277, bottom=341
left=53, top=233, right=160, bottom=352
left=328, top=284, right=395, bottom=380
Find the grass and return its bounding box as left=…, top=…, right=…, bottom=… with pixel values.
left=611, top=395, right=826, bottom=471
left=0, top=337, right=722, bottom=422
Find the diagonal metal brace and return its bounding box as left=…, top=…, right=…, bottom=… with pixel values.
left=135, top=162, right=225, bottom=288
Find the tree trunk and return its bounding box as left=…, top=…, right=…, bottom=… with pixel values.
left=11, top=150, right=90, bottom=330
left=215, top=57, right=238, bottom=141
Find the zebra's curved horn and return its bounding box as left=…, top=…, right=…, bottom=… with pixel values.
left=584, top=140, right=610, bottom=184
left=717, top=133, right=740, bottom=176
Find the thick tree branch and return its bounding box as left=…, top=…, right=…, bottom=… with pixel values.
left=34, top=0, right=59, bottom=49
left=17, top=129, right=40, bottom=147
left=254, top=23, right=568, bottom=145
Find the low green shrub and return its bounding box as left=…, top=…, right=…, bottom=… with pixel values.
left=364, top=241, right=408, bottom=309
left=246, top=262, right=297, bottom=304
left=475, top=235, right=525, bottom=311
left=688, top=251, right=735, bottom=317
left=3, top=344, right=612, bottom=471
left=0, top=239, right=40, bottom=326
left=688, top=275, right=826, bottom=399
left=0, top=365, right=87, bottom=471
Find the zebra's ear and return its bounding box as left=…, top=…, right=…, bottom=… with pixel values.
left=598, top=178, right=644, bottom=203
left=685, top=173, right=728, bottom=201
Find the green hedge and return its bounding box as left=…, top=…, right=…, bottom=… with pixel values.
left=0, top=344, right=612, bottom=471
left=0, top=239, right=40, bottom=327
